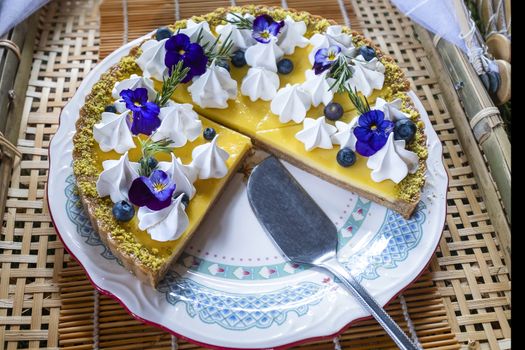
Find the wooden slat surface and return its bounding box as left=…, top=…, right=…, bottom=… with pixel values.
left=0, top=0, right=511, bottom=349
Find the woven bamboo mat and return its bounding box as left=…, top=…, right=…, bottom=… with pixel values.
left=99, top=0, right=362, bottom=58
left=0, top=0, right=510, bottom=349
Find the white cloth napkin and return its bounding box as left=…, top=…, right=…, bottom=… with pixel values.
left=0, top=0, right=50, bottom=37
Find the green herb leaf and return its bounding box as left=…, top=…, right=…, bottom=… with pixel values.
left=226, top=12, right=253, bottom=30
left=154, top=60, right=190, bottom=107
left=138, top=137, right=173, bottom=176
left=204, top=32, right=234, bottom=64
left=327, top=55, right=354, bottom=94
left=345, top=86, right=371, bottom=115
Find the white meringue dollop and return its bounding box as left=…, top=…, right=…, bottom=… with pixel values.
left=308, top=25, right=356, bottom=64
left=346, top=55, right=385, bottom=97
left=93, top=111, right=135, bottom=153
left=96, top=152, right=140, bottom=203
left=277, top=16, right=309, bottom=55
left=136, top=39, right=169, bottom=81
left=374, top=97, right=409, bottom=121
left=216, top=13, right=256, bottom=51
left=241, top=67, right=280, bottom=102
left=112, top=74, right=157, bottom=101
left=367, top=133, right=419, bottom=184
left=180, top=19, right=217, bottom=48
left=244, top=38, right=284, bottom=72
left=295, top=117, right=337, bottom=151
left=151, top=103, right=202, bottom=147
left=113, top=100, right=128, bottom=114
left=190, top=135, right=230, bottom=179
left=187, top=61, right=238, bottom=109
left=301, top=69, right=335, bottom=107
left=137, top=194, right=189, bottom=242
left=270, top=83, right=312, bottom=124
left=331, top=117, right=359, bottom=151
left=158, top=153, right=196, bottom=199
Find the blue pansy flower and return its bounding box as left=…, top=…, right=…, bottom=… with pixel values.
left=120, top=88, right=161, bottom=136
left=164, top=33, right=208, bottom=83
left=353, top=110, right=394, bottom=157
left=252, top=14, right=284, bottom=43
left=313, top=45, right=341, bottom=74
left=128, top=169, right=176, bottom=211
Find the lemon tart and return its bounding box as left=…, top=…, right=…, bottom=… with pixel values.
left=73, top=6, right=427, bottom=287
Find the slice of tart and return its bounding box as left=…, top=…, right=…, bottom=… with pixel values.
left=73, top=54, right=251, bottom=287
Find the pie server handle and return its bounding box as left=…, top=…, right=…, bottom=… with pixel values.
left=320, top=258, right=420, bottom=350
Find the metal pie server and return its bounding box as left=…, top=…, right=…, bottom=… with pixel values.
left=246, top=156, right=419, bottom=350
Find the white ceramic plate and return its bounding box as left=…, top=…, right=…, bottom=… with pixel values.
left=48, top=32, right=448, bottom=349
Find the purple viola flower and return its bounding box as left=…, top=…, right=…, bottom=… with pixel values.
left=252, top=14, right=284, bottom=43
left=164, top=33, right=207, bottom=83
left=313, top=45, right=341, bottom=74
left=353, top=110, right=394, bottom=157
left=128, top=169, right=176, bottom=211
left=120, top=88, right=161, bottom=136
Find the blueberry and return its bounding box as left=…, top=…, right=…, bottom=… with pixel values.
left=277, top=58, right=294, bottom=74
left=104, top=105, right=117, bottom=113
left=231, top=50, right=246, bottom=67
left=216, top=59, right=230, bottom=72
left=337, top=148, right=356, bottom=167
left=146, top=157, right=158, bottom=169
left=324, top=102, right=344, bottom=120
left=203, top=127, right=216, bottom=141
left=139, top=156, right=158, bottom=173
left=393, top=118, right=417, bottom=143
left=181, top=193, right=190, bottom=207
left=112, top=201, right=135, bottom=222
left=359, top=45, right=376, bottom=61
left=156, top=27, right=173, bottom=41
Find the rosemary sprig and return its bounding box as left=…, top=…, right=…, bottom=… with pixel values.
left=155, top=60, right=190, bottom=107
left=327, top=55, right=354, bottom=94
left=195, top=27, right=234, bottom=64
left=195, top=27, right=205, bottom=47
left=345, top=86, right=371, bottom=115
left=138, top=137, right=173, bottom=176
left=205, top=32, right=234, bottom=64
left=226, top=12, right=253, bottom=30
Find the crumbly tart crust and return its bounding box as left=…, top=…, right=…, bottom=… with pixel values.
left=72, top=5, right=427, bottom=287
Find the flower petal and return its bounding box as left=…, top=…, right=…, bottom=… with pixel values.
left=379, top=119, right=394, bottom=133
left=133, top=88, right=149, bottom=105
left=165, top=51, right=183, bottom=72
left=369, top=132, right=389, bottom=152
left=181, top=43, right=208, bottom=82
left=130, top=103, right=161, bottom=135
left=252, top=31, right=271, bottom=44
left=165, top=33, right=190, bottom=52
left=355, top=140, right=377, bottom=157
left=120, top=89, right=140, bottom=112
left=128, top=177, right=156, bottom=207
left=253, top=14, right=272, bottom=32
left=315, top=47, right=329, bottom=63
left=146, top=196, right=173, bottom=211
left=353, top=125, right=373, bottom=142
left=268, top=20, right=284, bottom=37
left=149, top=169, right=170, bottom=186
